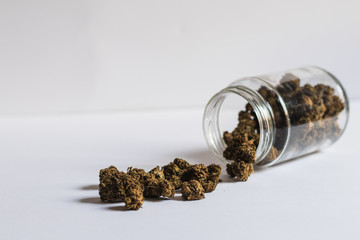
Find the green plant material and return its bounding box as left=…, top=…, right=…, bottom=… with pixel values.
left=159, top=179, right=176, bottom=198
left=207, top=164, right=222, bottom=183
left=162, top=162, right=183, bottom=178
left=223, top=132, right=256, bottom=163
left=127, top=167, right=147, bottom=184
left=201, top=180, right=217, bottom=193
left=162, top=159, right=190, bottom=189
left=143, top=177, right=175, bottom=198
left=173, top=158, right=190, bottom=170
left=181, top=180, right=205, bottom=200
left=226, top=161, right=254, bottom=181
left=148, top=166, right=165, bottom=180
left=181, top=164, right=209, bottom=182
left=99, top=166, right=144, bottom=210
left=166, top=175, right=182, bottom=190
left=200, top=164, right=222, bottom=193
left=99, top=166, right=126, bottom=202
left=121, top=175, right=144, bottom=210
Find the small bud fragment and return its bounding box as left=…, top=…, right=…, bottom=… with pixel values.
left=201, top=180, right=217, bottom=193
left=159, top=179, right=175, bottom=198
left=148, top=166, right=165, bottom=180
left=162, top=160, right=188, bottom=189
left=99, top=166, right=126, bottom=202
left=162, top=162, right=183, bottom=177
left=143, top=177, right=175, bottom=198
left=181, top=164, right=209, bottom=183
left=166, top=175, right=182, bottom=190
left=226, top=161, right=254, bottom=181
left=223, top=131, right=233, bottom=145
left=207, top=164, right=222, bottom=183
left=223, top=133, right=256, bottom=163
left=202, top=164, right=222, bottom=193
left=121, top=175, right=144, bottom=210
left=127, top=167, right=147, bottom=184
left=173, top=158, right=190, bottom=170
left=143, top=177, right=163, bottom=198
left=181, top=180, right=205, bottom=200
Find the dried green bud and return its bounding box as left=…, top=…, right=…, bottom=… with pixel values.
left=207, top=164, right=222, bottom=183
left=181, top=180, right=205, bottom=200
left=127, top=167, right=147, bottom=184
left=166, top=175, right=182, bottom=190
left=245, top=103, right=253, bottom=112
left=223, top=134, right=256, bottom=163
left=278, top=74, right=301, bottom=96
left=148, top=166, right=165, bottom=180
left=143, top=177, right=175, bottom=198
left=99, top=166, right=126, bottom=202
left=201, top=180, right=218, bottom=193
left=121, top=175, right=144, bottom=210
left=143, top=177, right=163, bottom=198
left=324, top=95, right=344, bottom=117
left=159, top=179, right=175, bottom=198
left=223, top=131, right=233, bottom=145
left=173, top=158, right=190, bottom=170
left=162, top=162, right=183, bottom=178
left=181, top=164, right=209, bottom=183
left=238, top=111, right=253, bottom=121
left=162, top=160, right=187, bottom=189
left=226, top=161, right=254, bottom=181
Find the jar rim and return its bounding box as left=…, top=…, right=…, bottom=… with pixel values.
left=202, top=82, right=287, bottom=166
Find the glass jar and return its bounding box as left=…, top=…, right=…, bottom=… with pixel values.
left=203, top=66, right=349, bottom=166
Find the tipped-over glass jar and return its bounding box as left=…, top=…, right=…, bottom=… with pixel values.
left=203, top=66, right=349, bottom=166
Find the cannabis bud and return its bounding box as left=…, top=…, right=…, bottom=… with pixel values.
left=226, top=161, right=254, bottom=181
left=127, top=167, right=147, bottom=184
left=181, top=180, right=205, bottom=200
left=99, top=166, right=126, bottom=202
left=162, top=160, right=184, bottom=189
left=223, top=132, right=256, bottom=163
left=121, top=175, right=144, bottom=210
left=148, top=166, right=165, bottom=180
left=143, top=177, right=175, bottom=198
left=180, top=163, right=222, bottom=193
left=181, top=164, right=209, bottom=183
left=99, top=166, right=144, bottom=210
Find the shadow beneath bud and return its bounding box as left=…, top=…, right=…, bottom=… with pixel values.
left=80, top=185, right=98, bottom=190
left=78, top=197, right=129, bottom=211
left=107, top=206, right=128, bottom=211
left=217, top=175, right=241, bottom=183
left=145, top=198, right=170, bottom=202
left=78, top=197, right=120, bottom=204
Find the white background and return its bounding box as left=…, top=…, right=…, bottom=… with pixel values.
left=1, top=1, right=360, bottom=239
left=1, top=0, right=360, bottom=115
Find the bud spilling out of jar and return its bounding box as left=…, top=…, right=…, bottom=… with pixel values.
left=203, top=66, right=349, bottom=175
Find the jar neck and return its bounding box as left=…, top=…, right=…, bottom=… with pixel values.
left=203, top=85, right=276, bottom=166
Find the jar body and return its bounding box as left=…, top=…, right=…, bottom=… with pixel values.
left=203, top=66, right=349, bottom=166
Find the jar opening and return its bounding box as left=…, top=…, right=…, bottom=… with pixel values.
left=203, top=85, right=277, bottom=166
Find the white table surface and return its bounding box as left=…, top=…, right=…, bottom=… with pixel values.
left=1, top=102, right=359, bottom=240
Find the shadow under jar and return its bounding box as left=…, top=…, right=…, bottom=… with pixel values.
left=203, top=66, right=349, bottom=166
